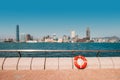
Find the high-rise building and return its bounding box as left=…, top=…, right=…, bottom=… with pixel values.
left=86, top=27, right=90, bottom=40
left=71, top=30, right=75, bottom=38
left=26, top=34, right=33, bottom=41
left=16, top=25, right=20, bottom=42
left=20, top=33, right=26, bottom=42
left=53, top=33, right=56, bottom=40
left=62, top=35, right=69, bottom=42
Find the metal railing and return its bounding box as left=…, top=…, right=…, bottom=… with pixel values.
left=0, top=50, right=120, bottom=57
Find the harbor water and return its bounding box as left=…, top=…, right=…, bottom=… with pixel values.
left=0, top=42, right=120, bottom=57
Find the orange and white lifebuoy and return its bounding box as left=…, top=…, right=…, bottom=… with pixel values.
left=74, top=55, right=87, bottom=69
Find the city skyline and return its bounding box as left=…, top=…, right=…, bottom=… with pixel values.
left=0, top=0, right=120, bottom=38
left=0, top=25, right=119, bottom=39
left=1, top=26, right=119, bottom=43
left=2, top=25, right=91, bottom=39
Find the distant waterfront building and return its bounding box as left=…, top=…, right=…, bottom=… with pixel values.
left=86, top=27, right=90, bottom=40
left=16, top=25, right=20, bottom=42
left=44, top=35, right=53, bottom=42
left=26, top=34, right=33, bottom=41
left=71, top=31, right=75, bottom=38
left=53, top=33, right=56, bottom=39
left=53, top=33, right=58, bottom=42
left=58, top=38, right=63, bottom=43
left=92, top=36, right=120, bottom=43
left=20, top=33, right=26, bottom=42
left=92, top=37, right=108, bottom=42
left=4, top=38, right=14, bottom=42
left=72, top=35, right=79, bottom=42
left=62, top=35, right=70, bottom=42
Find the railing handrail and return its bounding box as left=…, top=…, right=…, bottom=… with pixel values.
left=0, top=49, right=120, bottom=52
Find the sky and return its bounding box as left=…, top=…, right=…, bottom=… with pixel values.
left=0, top=0, right=120, bottom=39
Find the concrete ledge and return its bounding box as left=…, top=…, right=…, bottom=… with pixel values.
left=99, top=57, right=114, bottom=69
left=59, top=58, right=72, bottom=70
left=86, top=57, right=100, bottom=69
left=112, top=57, right=120, bottom=69
left=32, top=58, right=45, bottom=70
left=18, top=58, right=32, bottom=70
left=0, top=58, right=5, bottom=70
left=0, top=57, right=120, bottom=70
left=3, top=58, right=19, bottom=70
left=46, top=58, right=58, bottom=70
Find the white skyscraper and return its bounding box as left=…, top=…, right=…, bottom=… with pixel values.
left=71, top=31, right=75, bottom=38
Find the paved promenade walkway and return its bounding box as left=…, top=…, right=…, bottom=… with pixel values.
left=0, top=69, right=120, bottom=80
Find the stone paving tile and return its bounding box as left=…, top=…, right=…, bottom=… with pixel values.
left=3, top=58, right=19, bottom=70
left=112, top=57, right=120, bottom=69
left=18, top=58, right=32, bottom=70
left=59, top=58, right=72, bottom=70
left=86, top=57, right=100, bottom=69
left=0, top=69, right=120, bottom=80
left=32, top=58, right=45, bottom=70
left=46, top=58, right=58, bottom=70
left=99, top=57, right=114, bottom=69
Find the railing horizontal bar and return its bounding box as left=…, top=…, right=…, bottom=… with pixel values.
left=0, top=50, right=120, bottom=53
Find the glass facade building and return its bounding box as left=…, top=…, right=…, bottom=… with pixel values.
left=16, top=25, right=20, bottom=42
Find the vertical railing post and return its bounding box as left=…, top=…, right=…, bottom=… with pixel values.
left=44, top=51, right=46, bottom=70
left=96, top=51, right=100, bottom=57
left=72, top=51, right=74, bottom=57
left=72, top=51, right=74, bottom=69
left=18, top=51, right=21, bottom=57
